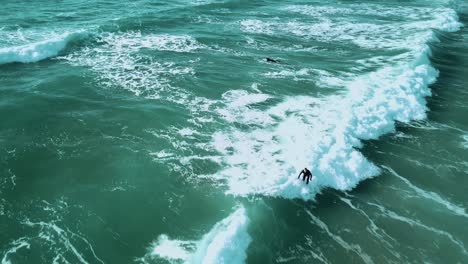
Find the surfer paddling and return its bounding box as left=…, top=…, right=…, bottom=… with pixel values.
left=297, top=168, right=313, bottom=184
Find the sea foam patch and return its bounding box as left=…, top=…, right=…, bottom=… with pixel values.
left=61, top=32, right=203, bottom=98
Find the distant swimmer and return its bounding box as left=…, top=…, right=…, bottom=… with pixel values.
left=297, top=168, right=313, bottom=184
left=265, top=57, right=280, bottom=63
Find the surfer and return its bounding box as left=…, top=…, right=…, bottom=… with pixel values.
left=297, top=168, right=313, bottom=184
left=265, top=57, right=280, bottom=63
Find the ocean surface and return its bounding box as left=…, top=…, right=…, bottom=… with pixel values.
left=1, top=0, right=467, bottom=263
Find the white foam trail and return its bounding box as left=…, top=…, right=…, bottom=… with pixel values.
left=0, top=31, right=84, bottom=64
left=1, top=238, right=30, bottom=264
left=214, top=7, right=462, bottom=200
left=21, top=219, right=104, bottom=264
left=382, top=165, right=468, bottom=218
left=24, top=220, right=89, bottom=264
left=368, top=202, right=468, bottom=256
left=292, top=238, right=330, bottom=264
left=339, top=197, right=401, bottom=260
left=145, top=207, right=251, bottom=264
left=305, top=210, right=374, bottom=264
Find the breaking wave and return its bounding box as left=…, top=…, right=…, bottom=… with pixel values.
left=213, top=7, right=463, bottom=200
left=0, top=31, right=86, bottom=65
left=141, top=207, right=251, bottom=264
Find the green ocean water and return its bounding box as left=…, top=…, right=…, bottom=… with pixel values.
left=1, top=0, right=467, bottom=263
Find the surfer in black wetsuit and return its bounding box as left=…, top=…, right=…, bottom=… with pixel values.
left=297, top=168, right=313, bottom=184
left=265, top=57, right=280, bottom=63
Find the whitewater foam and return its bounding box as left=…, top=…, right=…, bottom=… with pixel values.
left=212, top=49, right=442, bottom=199
left=143, top=207, right=251, bottom=264
left=61, top=31, right=203, bottom=98
left=216, top=90, right=273, bottom=125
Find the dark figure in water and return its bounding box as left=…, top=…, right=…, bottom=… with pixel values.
left=265, top=57, right=280, bottom=63
left=297, top=168, right=313, bottom=184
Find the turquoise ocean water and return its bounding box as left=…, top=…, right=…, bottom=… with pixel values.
left=1, top=0, right=467, bottom=263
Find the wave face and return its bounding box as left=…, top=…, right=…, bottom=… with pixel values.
left=142, top=207, right=251, bottom=264
left=0, top=31, right=85, bottom=64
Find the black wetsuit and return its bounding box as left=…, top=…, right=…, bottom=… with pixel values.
left=297, top=168, right=313, bottom=184
left=266, top=57, right=279, bottom=63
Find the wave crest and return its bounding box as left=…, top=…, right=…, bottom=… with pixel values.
left=0, top=31, right=86, bottom=65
